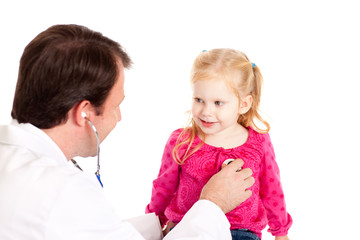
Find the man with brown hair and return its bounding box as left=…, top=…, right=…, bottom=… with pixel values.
left=0, top=24, right=254, bottom=240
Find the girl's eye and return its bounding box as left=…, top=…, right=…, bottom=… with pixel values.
left=195, top=98, right=203, bottom=103
left=215, top=101, right=223, bottom=106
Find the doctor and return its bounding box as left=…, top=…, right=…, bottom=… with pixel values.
left=0, top=24, right=254, bottom=240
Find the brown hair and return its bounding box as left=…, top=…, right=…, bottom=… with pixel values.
left=173, top=49, right=269, bottom=165
left=11, top=24, right=132, bottom=129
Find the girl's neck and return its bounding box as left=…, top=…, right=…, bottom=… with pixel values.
left=198, top=124, right=249, bottom=149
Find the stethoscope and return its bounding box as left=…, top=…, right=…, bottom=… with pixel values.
left=70, top=112, right=103, bottom=188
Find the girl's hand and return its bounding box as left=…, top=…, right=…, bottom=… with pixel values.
left=275, top=236, right=289, bottom=240
left=162, top=221, right=175, bottom=236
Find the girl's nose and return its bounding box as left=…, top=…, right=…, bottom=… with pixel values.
left=201, top=104, right=213, bottom=116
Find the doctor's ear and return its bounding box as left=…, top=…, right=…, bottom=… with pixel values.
left=238, top=95, right=253, bottom=114
left=72, top=100, right=92, bottom=126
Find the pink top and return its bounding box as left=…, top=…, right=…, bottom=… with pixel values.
left=146, top=128, right=292, bottom=238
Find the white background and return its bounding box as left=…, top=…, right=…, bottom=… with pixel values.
left=1, top=1, right=359, bottom=239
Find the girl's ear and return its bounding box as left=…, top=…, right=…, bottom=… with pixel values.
left=239, top=95, right=253, bottom=114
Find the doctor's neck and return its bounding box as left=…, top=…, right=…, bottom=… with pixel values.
left=41, top=120, right=91, bottom=161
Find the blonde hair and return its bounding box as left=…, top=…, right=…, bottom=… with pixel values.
left=172, top=48, right=270, bottom=165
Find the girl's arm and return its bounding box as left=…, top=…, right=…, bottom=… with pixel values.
left=145, top=130, right=181, bottom=227
left=259, top=133, right=293, bottom=237
left=275, top=236, right=290, bottom=240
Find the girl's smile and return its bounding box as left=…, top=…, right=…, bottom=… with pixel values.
left=200, top=119, right=217, bottom=128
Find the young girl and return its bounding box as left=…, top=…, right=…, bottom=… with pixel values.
left=146, top=49, right=292, bottom=240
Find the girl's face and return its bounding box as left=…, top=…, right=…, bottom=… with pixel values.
left=191, top=79, right=241, bottom=138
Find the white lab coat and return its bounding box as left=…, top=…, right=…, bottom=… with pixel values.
left=0, top=120, right=231, bottom=240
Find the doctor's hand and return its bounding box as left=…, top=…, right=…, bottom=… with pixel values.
left=199, top=159, right=254, bottom=214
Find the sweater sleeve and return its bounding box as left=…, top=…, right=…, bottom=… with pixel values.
left=145, top=130, right=181, bottom=227
left=259, top=133, right=293, bottom=236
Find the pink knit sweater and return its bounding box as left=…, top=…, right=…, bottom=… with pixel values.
left=146, top=128, right=292, bottom=238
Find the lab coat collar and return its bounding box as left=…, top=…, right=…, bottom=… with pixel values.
left=0, top=119, right=68, bottom=165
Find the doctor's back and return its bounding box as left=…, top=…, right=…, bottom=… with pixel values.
left=0, top=122, right=143, bottom=240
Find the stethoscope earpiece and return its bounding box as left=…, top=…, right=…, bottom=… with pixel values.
left=81, top=112, right=87, bottom=119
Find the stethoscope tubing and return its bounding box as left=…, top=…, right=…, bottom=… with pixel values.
left=71, top=118, right=103, bottom=188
